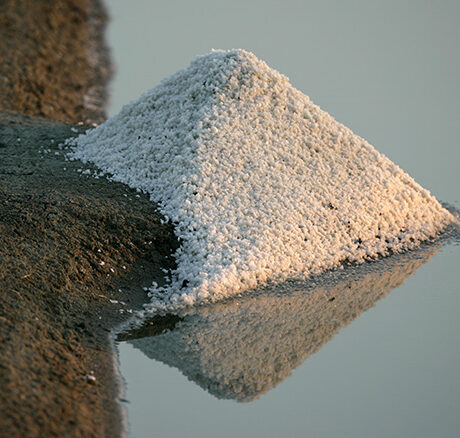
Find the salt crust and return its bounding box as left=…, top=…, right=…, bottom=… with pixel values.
left=66, top=49, right=454, bottom=312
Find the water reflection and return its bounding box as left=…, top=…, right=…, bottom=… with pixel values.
left=118, top=243, right=440, bottom=402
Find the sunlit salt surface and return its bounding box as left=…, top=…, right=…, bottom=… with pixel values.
left=67, top=49, right=453, bottom=312
left=117, top=231, right=460, bottom=438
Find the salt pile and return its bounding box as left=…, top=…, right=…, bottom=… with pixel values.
left=66, top=49, right=454, bottom=311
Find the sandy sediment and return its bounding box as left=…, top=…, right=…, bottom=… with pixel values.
left=0, top=1, right=170, bottom=435
left=0, top=111, right=177, bottom=437
left=0, top=0, right=111, bottom=124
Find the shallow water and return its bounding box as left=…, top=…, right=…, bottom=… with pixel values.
left=104, top=1, right=460, bottom=436
left=116, top=236, right=459, bottom=438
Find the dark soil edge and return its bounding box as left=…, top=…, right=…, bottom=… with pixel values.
left=0, top=111, right=178, bottom=437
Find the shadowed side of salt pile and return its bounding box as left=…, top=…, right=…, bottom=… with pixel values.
left=68, top=49, right=455, bottom=311
left=120, top=242, right=439, bottom=402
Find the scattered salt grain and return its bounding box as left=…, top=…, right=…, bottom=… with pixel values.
left=66, top=49, right=455, bottom=312
left=84, top=373, right=96, bottom=384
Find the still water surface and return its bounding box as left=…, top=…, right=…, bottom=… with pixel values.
left=104, top=1, right=460, bottom=436
left=117, top=239, right=459, bottom=438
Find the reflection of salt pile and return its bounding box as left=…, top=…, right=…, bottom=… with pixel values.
left=67, top=49, right=454, bottom=311
left=123, top=246, right=437, bottom=401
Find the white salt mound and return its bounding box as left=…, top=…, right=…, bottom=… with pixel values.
left=66, top=49, right=455, bottom=312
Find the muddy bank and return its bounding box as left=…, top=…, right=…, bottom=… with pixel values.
left=0, top=0, right=111, bottom=124
left=0, top=111, right=177, bottom=437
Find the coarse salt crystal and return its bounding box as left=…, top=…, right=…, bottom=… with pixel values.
left=66, top=49, right=455, bottom=312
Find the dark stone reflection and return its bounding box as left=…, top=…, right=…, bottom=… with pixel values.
left=118, top=243, right=439, bottom=402
left=0, top=0, right=111, bottom=124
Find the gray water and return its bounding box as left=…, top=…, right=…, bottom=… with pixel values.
left=117, top=239, right=459, bottom=438
left=105, top=1, right=460, bottom=436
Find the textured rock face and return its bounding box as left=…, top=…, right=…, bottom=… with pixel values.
left=127, top=244, right=438, bottom=401
left=68, top=49, right=455, bottom=311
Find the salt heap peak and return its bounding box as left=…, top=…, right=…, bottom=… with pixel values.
left=66, top=49, right=455, bottom=312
